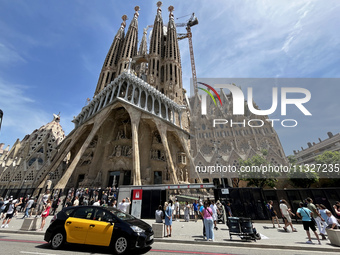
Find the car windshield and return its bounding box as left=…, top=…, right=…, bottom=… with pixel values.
left=107, top=207, right=135, bottom=221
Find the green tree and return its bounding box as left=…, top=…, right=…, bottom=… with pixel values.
left=315, top=151, right=340, bottom=186
left=288, top=164, right=319, bottom=188
left=239, top=154, right=279, bottom=188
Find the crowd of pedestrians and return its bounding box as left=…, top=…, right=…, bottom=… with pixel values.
left=1, top=188, right=339, bottom=246
left=154, top=197, right=229, bottom=241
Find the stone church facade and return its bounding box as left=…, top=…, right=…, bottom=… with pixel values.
left=36, top=3, right=194, bottom=192
left=190, top=87, right=288, bottom=186
left=0, top=114, right=66, bottom=196
left=0, top=3, right=289, bottom=196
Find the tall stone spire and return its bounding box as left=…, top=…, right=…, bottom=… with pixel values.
left=138, top=28, right=148, bottom=56
left=135, top=27, right=148, bottom=80
left=94, top=15, right=127, bottom=96
left=117, top=6, right=140, bottom=75
left=148, top=1, right=164, bottom=89
left=164, top=6, right=183, bottom=104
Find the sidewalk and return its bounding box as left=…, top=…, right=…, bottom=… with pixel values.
left=1, top=212, right=339, bottom=253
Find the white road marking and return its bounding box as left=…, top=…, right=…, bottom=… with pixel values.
left=20, top=252, right=57, bottom=255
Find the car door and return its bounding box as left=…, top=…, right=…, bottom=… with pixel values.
left=65, top=207, right=94, bottom=244
left=84, top=208, right=114, bottom=246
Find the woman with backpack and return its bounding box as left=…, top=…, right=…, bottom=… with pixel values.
left=203, top=201, right=214, bottom=241
left=1, top=199, right=18, bottom=228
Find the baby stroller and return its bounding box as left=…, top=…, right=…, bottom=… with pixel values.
left=227, top=217, right=261, bottom=241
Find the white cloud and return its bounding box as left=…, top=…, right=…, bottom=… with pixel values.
left=0, top=78, right=50, bottom=146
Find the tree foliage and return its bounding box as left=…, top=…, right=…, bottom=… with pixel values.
left=239, top=154, right=279, bottom=188
left=288, top=164, right=319, bottom=188
left=315, top=151, right=340, bottom=186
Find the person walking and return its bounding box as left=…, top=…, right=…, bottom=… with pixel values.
left=296, top=202, right=321, bottom=245
left=203, top=202, right=214, bottom=241
left=164, top=200, right=173, bottom=237
left=174, top=198, right=180, bottom=221
left=1, top=199, right=19, bottom=228
left=266, top=200, right=281, bottom=228
left=184, top=201, right=190, bottom=222
left=193, top=200, right=198, bottom=222
left=317, top=204, right=328, bottom=239
left=210, top=200, right=219, bottom=230
left=279, top=199, right=297, bottom=232
left=306, top=198, right=325, bottom=237
left=155, top=205, right=163, bottom=223
left=0, top=197, right=5, bottom=219
left=23, top=196, right=34, bottom=218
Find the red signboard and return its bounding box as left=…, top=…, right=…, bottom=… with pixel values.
left=133, top=189, right=142, bottom=200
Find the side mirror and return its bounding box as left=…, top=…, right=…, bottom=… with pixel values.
left=107, top=218, right=115, bottom=224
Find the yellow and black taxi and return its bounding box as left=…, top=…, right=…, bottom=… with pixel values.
left=44, top=206, right=154, bottom=254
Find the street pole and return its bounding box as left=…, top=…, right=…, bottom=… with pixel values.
left=0, top=109, right=3, bottom=133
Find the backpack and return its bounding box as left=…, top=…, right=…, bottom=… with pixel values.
left=3, top=203, right=11, bottom=213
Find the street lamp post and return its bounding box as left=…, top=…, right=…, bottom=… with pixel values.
left=0, top=109, right=3, bottom=133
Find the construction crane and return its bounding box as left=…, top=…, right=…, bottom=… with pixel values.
left=176, top=13, right=199, bottom=95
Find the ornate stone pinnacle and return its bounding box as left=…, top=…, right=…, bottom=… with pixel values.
left=157, top=1, right=162, bottom=8
left=168, top=6, right=174, bottom=19
left=134, top=6, right=140, bottom=12
left=121, top=15, right=128, bottom=28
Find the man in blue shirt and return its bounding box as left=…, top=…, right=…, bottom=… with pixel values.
left=193, top=200, right=198, bottom=222
left=296, top=202, right=321, bottom=245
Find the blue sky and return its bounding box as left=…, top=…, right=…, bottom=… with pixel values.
left=0, top=0, right=340, bottom=156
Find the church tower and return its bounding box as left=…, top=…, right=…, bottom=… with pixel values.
left=148, top=1, right=164, bottom=90
left=35, top=3, right=195, bottom=194
left=117, top=6, right=140, bottom=75
left=94, top=15, right=127, bottom=96
left=164, top=6, right=183, bottom=104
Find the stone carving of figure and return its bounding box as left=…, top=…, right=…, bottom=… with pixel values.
left=160, top=151, right=165, bottom=161
left=126, top=146, right=132, bottom=157
left=180, top=168, right=184, bottom=182
left=185, top=169, right=189, bottom=182
left=115, top=145, right=122, bottom=157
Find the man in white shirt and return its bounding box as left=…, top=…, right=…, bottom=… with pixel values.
left=279, top=199, right=297, bottom=232
left=210, top=201, right=219, bottom=230
left=73, top=197, right=79, bottom=206
left=93, top=200, right=101, bottom=206
left=174, top=199, right=180, bottom=221
left=118, top=198, right=131, bottom=213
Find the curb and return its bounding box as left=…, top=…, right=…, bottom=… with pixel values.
left=1, top=229, right=340, bottom=253
left=0, top=229, right=45, bottom=236
left=154, top=238, right=340, bottom=253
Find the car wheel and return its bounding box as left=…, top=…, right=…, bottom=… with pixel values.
left=113, top=236, right=129, bottom=254
left=50, top=231, right=65, bottom=249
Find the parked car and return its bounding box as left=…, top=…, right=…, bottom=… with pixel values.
left=44, top=206, right=154, bottom=254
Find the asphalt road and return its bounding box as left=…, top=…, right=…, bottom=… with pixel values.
left=0, top=233, right=337, bottom=255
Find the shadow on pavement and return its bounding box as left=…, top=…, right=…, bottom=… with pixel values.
left=35, top=243, right=152, bottom=254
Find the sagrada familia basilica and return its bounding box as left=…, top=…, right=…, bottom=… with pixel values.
left=0, top=2, right=287, bottom=196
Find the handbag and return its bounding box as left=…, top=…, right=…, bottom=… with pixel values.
left=302, top=208, right=316, bottom=225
